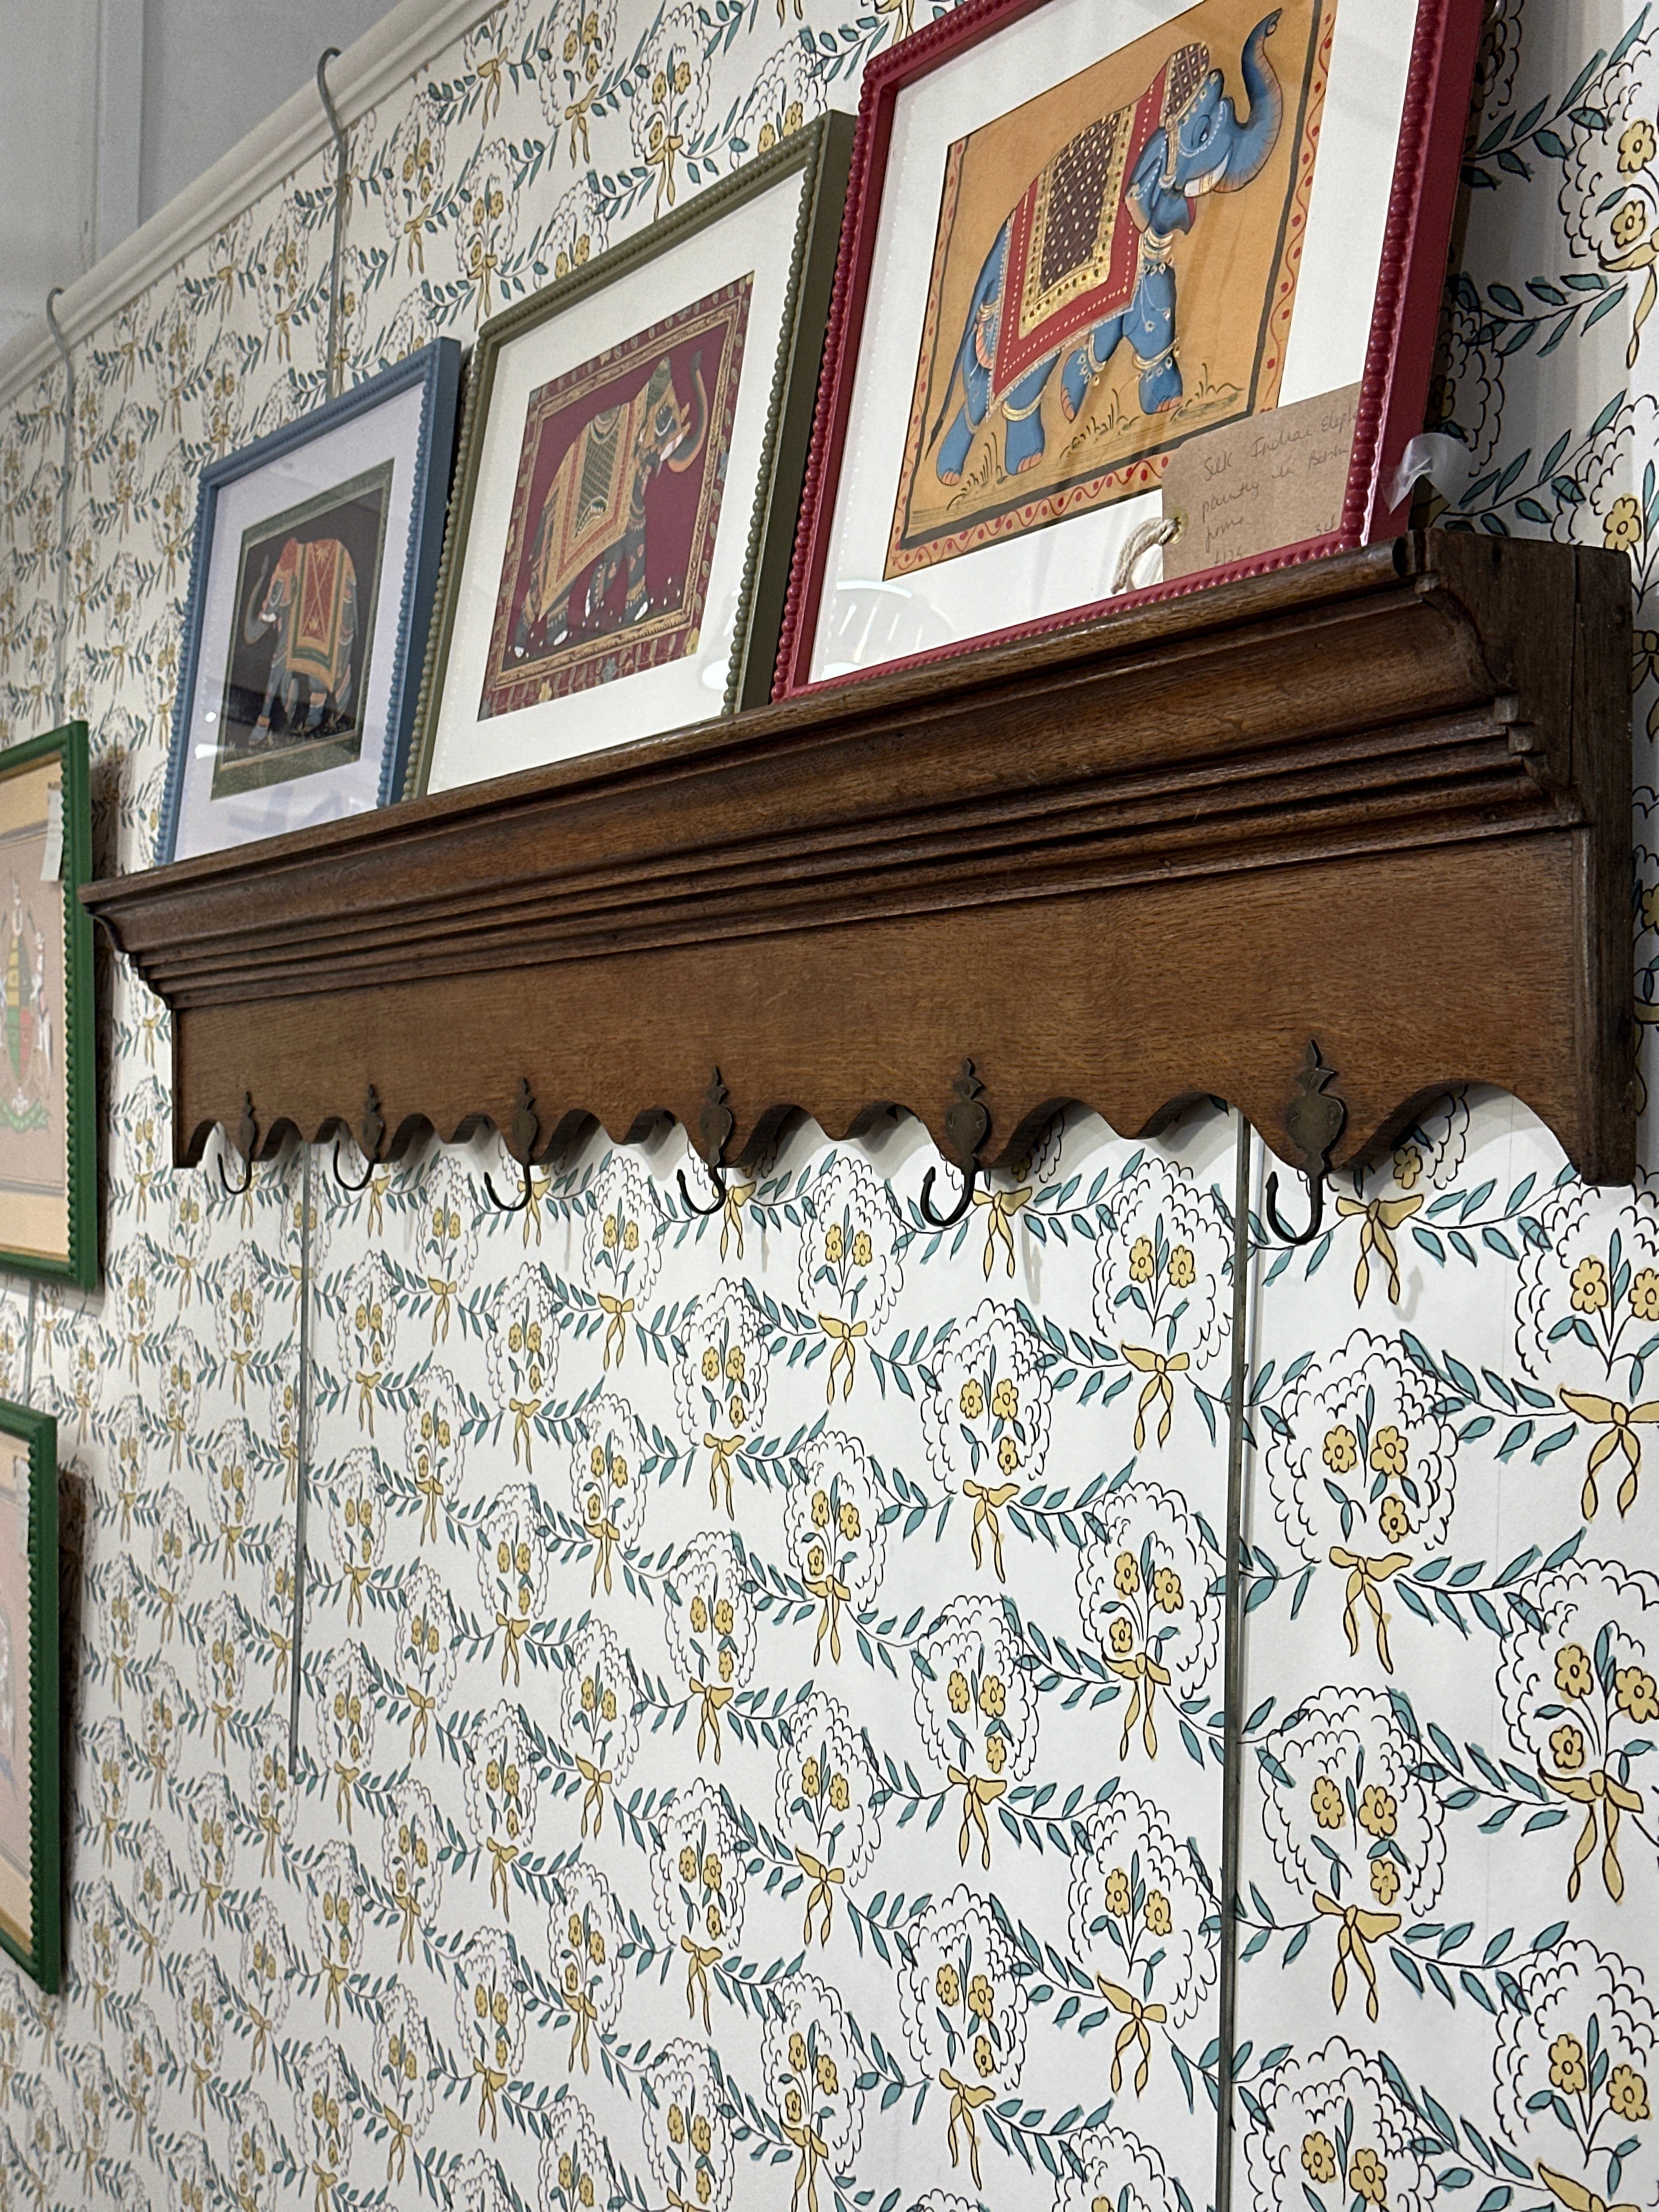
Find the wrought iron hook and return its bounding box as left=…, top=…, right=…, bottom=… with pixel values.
left=919, top=1156, right=977, bottom=1228
left=218, top=1093, right=257, bottom=1197
left=1263, top=1040, right=1347, bottom=1249
left=334, top=1084, right=385, bottom=1193
left=1263, top=1164, right=1324, bottom=1246
left=484, top=1079, right=540, bottom=1213
left=919, top=1059, right=991, bottom=1230
left=678, top=1068, right=735, bottom=1217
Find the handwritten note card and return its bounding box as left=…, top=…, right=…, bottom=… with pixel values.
left=1159, top=383, right=1360, bottom=580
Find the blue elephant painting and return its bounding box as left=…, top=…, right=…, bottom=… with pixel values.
left=887, top=0, right=1327, bottom=578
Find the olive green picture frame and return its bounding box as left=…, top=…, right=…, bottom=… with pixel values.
left=0, top=1398, right=60, bottom=1991
left=405, top=112, right=854, bottom=795
left=0, top=723, right=97, bottom=1294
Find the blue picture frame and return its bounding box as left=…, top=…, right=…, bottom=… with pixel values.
left=156, top=338, right=460, bottom=863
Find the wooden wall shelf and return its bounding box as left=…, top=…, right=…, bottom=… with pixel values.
left=85, top=530, right=1635, bottom=1187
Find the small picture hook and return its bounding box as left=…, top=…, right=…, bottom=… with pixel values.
left=484, top=1078, right=540, bottom=1214
left=218, top=1092, right=257, bottom=1198
left=678, top=1154, right=727, bottom=1216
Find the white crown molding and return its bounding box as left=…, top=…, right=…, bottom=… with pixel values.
left=0, top=0, right=497, bottom=405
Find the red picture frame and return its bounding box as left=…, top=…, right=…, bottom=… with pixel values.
left=774, top=0, right=1485, bottom=697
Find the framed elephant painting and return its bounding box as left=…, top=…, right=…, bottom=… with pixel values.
left=776, top=0, right=1485, bottom=692
left=408, top=114, right=852, bottom=796
left=157, top=337, right=460, bottom=861
left=0, top=1398, right=60, bottom=1992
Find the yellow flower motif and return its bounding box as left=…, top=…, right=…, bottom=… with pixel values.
left=1393, top=1144, right=1423, bottom=1191
left=713, top=1599, right=733, bottom=1636
left=1634, top=1268, right=1659, bottom=1322
left=1611, top=2063, right=1650, bottom=2120
left=701, top=1348, right=719, bottom=1381
left=690, top=1596, right=709, bottom=1634
left=1572, top=1255, right=1611, bottom=1312
left=828, top=1773, right=849, bottom=1810
left=816, top=2054, right=838, bottom=2096
left=990, top=1378, right=1019, bottom=1422
left=1144, top=1890, right=1171, bottom=1935
left=839, top=1500, right=861, bottom=1539
left=1311, top=1774, right=1345, bottom=1829
left=967, top=1972, right=994, bottom=2019
left=1129, top=1237, right=1155, bottom=1283
left=1163, top=1244, right=1193, bottom=1289
left=1301, top=2132, right=1338, bottom=2185
left=1109, top=1617, right=1135, bottom=1655
left=1369, top=1426, right=1407, bottom=1479
left=1323, top=1426, right=1358, bottom=1475
left=1556, top=1643, right=1594, bottom=1698
left=1114, top=1551, right=1141, bottom=1596
left=1550, top=2033, right=1588, bottom=2094
left=1153, top=1567, right=1183, bottom=1612
left=947, top=1669, right=971, bottom=1714
left=973, top=2034, right=994, bottom=2078
left=936, top=1963, right=961, bottom=2005
left=802, top=1756, right=821, bottom=1798
left=985, top=1731, right=1007, bottom=1773
left=996, top=1436, right=1019, bottom=1476
left=623, top=1221, right=639, bottom=1251
left=788, top=2032, right=808, bottom=2074
left=825, top=1224, right=845, bottom=1264
left=1613, top=202, right=1650, bottom=252
left=679, top=1846, right=697, bottom=1881
left=704, top=1853, right=722, bottom=1892
left=1104, top=1867, right=1131, bottom=1916
left=1378, top=1496, right=1412, bottom=1543
left=691, top=2114, right=712, bottom=2155
left=725, top=1346, right=744, bottom=1383
left=1617, top=1664, right=1659, bottom=1722
left=1621, top=117, right=1658, bottom=173
left=1357, top=1785, right=1398, bottom=1839
left=1349, top=2149, right=1387, bottom=2206
left=1549, top=1723, right=1586, bottom=1771
left=960, top=1379, right=985, bottom=1420
left=978, top=1675, right=1006, bottom=1717
left=851, top=1231, right=872, bottom=1267
left=1370, top=1858, right=1400, bottom=1905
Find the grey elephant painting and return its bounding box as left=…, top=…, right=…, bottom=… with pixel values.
left=212, top=459, right=392, bottom=799
left=887, top=0, right=1331, bottom=580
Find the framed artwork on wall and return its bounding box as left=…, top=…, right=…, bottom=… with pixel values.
left=407, top=112, right=853, bottom=798
left=0, top=723, right=95, bottom=1294
left=0, top=1399, right=59, bottom=1992
left=775, top=0, right=1485, bottom=693
left=157, top=337, right=461, bottom=862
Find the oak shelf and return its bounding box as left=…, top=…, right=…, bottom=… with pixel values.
left=85, top=529, right=1635, bottom=1186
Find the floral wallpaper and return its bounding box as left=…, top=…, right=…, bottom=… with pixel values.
left=0, top=0, right=1656, bottom=2208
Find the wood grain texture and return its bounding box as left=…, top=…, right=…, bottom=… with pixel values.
left=83, top=531, right=1635, bottom=1182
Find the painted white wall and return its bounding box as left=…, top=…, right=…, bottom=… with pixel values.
left=0, top=0, right=402, bottom=350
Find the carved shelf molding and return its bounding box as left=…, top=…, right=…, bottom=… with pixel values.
left=85, top=531, right=1635, bottom=1186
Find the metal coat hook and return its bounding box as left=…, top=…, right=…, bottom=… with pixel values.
left=334, top=1084, right=385, bottom=1193
left=484, top=1079, right=540, bottom=1212
left=679, top=1068, right=735, bottom=1216
left=316, top=48, right=351, bottom=400
left=1263, top=1040, right=1347, bottom=1248
left=919, top=1059, right=991, bottom=1229
left=219, top=1093, right=257, bottom=1198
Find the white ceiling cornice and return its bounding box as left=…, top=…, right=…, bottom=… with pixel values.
left=0, top=0, right=498, bottom=404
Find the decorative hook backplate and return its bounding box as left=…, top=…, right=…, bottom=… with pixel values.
left=920, top=1060, right=991, bottom=1229
left=218, top=1092, right=257, bottom=1197
left=1263, top=1041, right=1347, bottom=1247
left=679, top=1068, right=735, bottom=1217
left=484, top=1079, right=540, bottom=1214
left=334, top=1084, right=385, bottom=1193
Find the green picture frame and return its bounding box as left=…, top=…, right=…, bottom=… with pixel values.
left=407, top=112, right=853, bottom=797
left=0, top=723, right=96, bottom=1293
left=0, top=1398, right=60, bottom=1991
